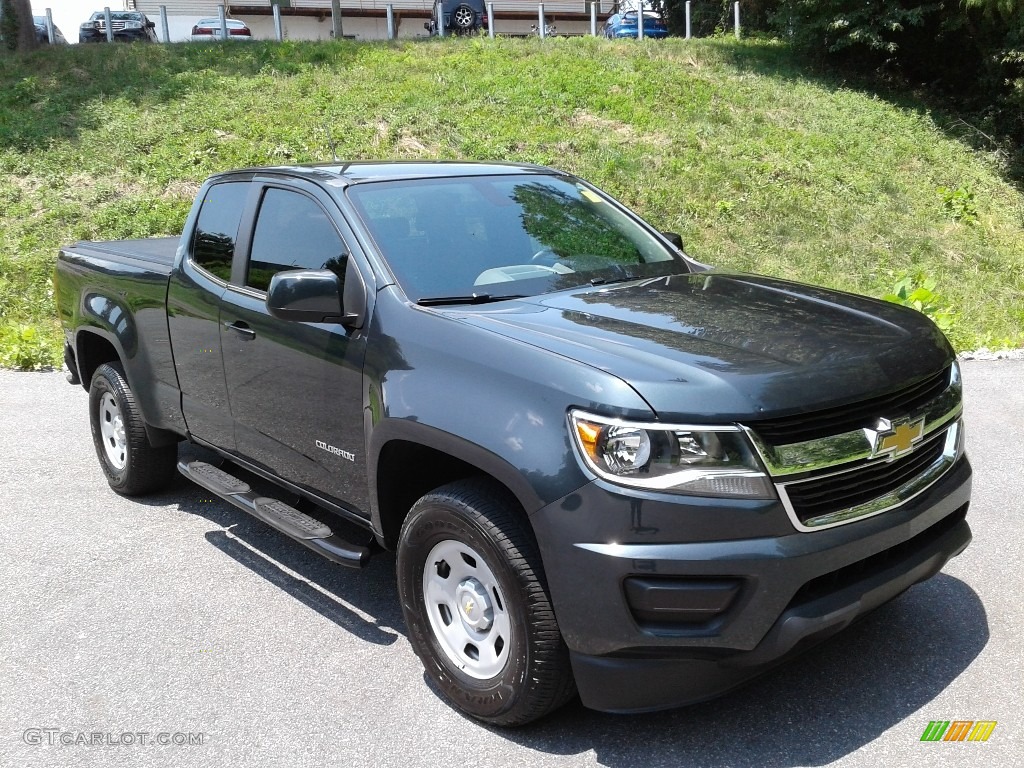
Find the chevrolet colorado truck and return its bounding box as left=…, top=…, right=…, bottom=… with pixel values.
left=54, top=162, right=972, bottom=726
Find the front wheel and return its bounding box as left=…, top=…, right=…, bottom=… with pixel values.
left=89, top=362, right=177, bottom=495
left=397, top=479, right=575, bottom=726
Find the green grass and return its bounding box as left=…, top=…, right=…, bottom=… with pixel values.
left=2, top=36, right=1023, bottom=368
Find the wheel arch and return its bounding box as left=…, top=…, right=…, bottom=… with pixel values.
left=370, top=421, right=545, bottom=551
left=75, top=329, right=122, bottom=390
left=75, top=329, right=180, bottom=448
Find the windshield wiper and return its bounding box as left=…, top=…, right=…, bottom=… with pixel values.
left=416, top=293, right=526, bottom=307
left=590, top=275, right=638, bottom=287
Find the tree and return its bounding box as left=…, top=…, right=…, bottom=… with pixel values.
left=964, top=0, right=1020, bottom=15
left=1, top=0, right=38, bottom=53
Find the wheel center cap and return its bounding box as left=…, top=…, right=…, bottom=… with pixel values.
left=113, top=416, right=126, bottom=445
left=455, top=578, right=493, bottom=632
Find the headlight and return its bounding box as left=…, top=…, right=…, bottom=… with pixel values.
left=569, top=410, right=775, bottom=498
left=124, top=21, right=142, bottom=29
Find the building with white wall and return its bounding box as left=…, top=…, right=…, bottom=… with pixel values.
left=129, top=0, right=611, bottom=41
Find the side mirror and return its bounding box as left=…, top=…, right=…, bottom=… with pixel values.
left=147, top=20, right=155, bottom=28
left=266, top=261, right=366, bottom=328
left=662, top=231, right=684, bottom=250
left=267, top=269, right=341, bottom=323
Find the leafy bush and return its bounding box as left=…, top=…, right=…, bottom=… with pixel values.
left=882, top=275, right=955, bottom=334
left=937, top=186, right=978, bottom=224
left=0, top=323, right=62, bottom=370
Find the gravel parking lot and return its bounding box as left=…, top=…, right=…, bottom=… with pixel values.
left=1, top=362, right=1020, bottom=767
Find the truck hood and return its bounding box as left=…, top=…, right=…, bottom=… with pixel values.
left=450, top=272, right=953, bottom=422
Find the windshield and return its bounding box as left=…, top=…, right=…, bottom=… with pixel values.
left=347, top=174, right=682, bottom=302
left=90, top=12, right=143, bottom=21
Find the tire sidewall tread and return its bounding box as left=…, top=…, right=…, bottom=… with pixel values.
left=397, top=478, right=575, bottom=726
left=88, top=362, right=176, bottom=496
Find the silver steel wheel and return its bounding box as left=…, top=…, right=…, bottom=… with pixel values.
left=98, top=392, right=127, bottom=470
left=422, top=538, right=511, bottom=680
left=452, top=6, right=475, bottom=28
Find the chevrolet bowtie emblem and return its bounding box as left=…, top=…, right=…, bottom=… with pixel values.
left=868, top=416, right=926, bottom=461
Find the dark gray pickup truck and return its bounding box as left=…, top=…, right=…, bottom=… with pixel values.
left=54, top=162, right=972, bottom=725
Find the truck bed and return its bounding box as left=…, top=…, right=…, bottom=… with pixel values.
left=66, top=236, right=179, bottom=273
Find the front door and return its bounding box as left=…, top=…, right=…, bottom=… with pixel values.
left=219, top=183, right=370, bottom=516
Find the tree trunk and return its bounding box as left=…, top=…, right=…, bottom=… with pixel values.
left=13, top=0, right=37, bottom=52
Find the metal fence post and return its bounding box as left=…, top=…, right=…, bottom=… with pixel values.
left=160, top=5, right=169, bottom=42
left=538, top=3, right=545, bottom=39
left=437, top=1, right=445, bottom=37
left=104, top=7, right=113, bottom=42
left=44, top=8, right=55, bottom=43
left=487, top=2, right=494, bottom=38
left=273, top=4, right=283, bottom=41
left=685, top=0, right=691, bottom=40
left=734, top=1, right=740, bottom=39
left=590, top=2, right=596, bottom=36
left=218, top=4, right=228, bottom=40
left=638, top=5, right=644, bottom=39
left=331, top=0, right=343, bottom=40
left=386, top=4, right=395, bottom=39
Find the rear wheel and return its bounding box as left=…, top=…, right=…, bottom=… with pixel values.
left=397, top=479, right=575, bottom=726
left=89, top=362, right=177, bottom=495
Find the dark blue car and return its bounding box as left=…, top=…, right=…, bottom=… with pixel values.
left=603, top=11, right=669, bottom=39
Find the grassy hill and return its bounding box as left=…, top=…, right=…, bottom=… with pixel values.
left=2, top=36, right=1022, bottom=368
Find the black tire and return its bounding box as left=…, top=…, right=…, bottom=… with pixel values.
left=397, top=478, right=576, bottom=726
left=88, top=362, right=177, bottom=496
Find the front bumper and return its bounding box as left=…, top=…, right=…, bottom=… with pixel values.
left=79, top=29, right=151, bottom=43
left=530, top=454, right=972, bottom=712
left=611, top=29, right=669, bottom=39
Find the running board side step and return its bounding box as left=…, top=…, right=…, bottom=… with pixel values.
left=178, top=460, right=370, bottom=568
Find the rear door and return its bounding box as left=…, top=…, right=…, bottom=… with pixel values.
left=219, top=180, right=371, bottom=516
left=167, top=179, right=254, bottom=450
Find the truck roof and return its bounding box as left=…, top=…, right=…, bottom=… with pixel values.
left=210, top=161, right=562, bottom=187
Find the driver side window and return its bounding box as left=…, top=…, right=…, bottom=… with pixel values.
left=246, top=188, right=349, bottom=292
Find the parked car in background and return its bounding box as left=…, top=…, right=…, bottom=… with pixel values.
left=79, top=11, right=158, bottom=44
left=33, top=16, right=68, bottom=44
left=603, top=11, right=669, bottom=39
left=191, top=18, right=253, bottom=42
left=424, top=0, right=488, bottom=36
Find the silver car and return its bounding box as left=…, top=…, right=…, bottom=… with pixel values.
left=190, top=18, right=253, bottom=42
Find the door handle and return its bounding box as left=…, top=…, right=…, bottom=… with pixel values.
left=223, top=321, right=256, bottom=339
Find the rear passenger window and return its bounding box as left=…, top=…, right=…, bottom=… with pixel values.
left=191, top=182, right=249, bottom=282
left=246, top=188, right=348, bottom=292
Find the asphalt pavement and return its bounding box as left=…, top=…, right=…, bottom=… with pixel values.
left=0, top=362, right=1020, bottom=768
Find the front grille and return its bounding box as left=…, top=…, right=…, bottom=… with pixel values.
left=96, top=21, right=127, bottom=31
left=750, top=366, right=951, bottom=445
left=788, top=503, right=968, bottom=609
left=784, top=430, right=947, bottom=524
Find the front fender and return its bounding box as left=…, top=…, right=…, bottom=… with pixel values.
left=363, top=292, right=655, bottom=526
